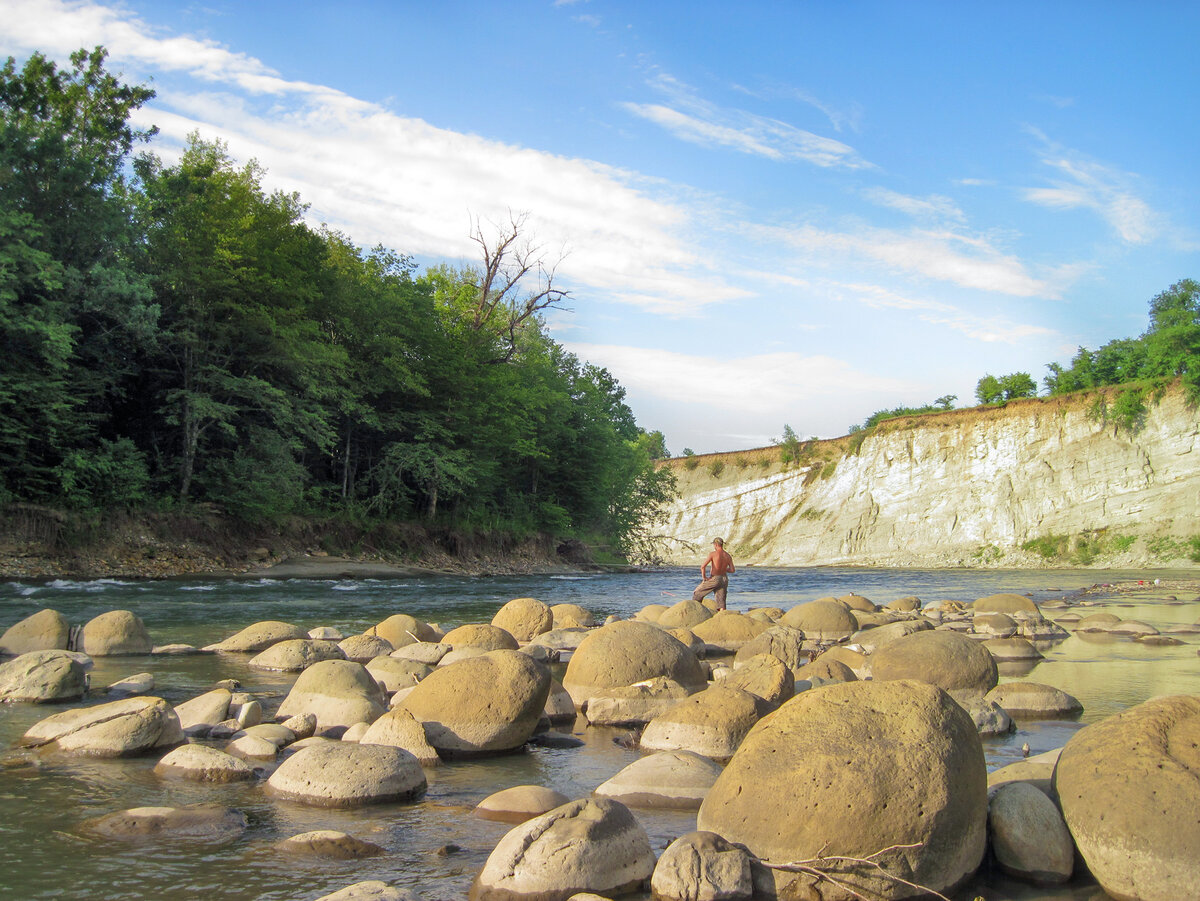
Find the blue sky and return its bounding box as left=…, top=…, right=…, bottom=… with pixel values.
left=4, top=1, right=1198, bottom=453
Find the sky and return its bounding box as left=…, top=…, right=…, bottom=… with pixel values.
left=3, top=0, right=1198, bottom=454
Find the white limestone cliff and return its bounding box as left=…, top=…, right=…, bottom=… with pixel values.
left=651, top=387, right=1200, bottom=568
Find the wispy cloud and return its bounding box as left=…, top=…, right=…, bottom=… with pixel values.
left=623, top=74, right=872, bottom=169
left=734, top=80, right=864, bottom=134
left=861, top=187, right=965, bottom=224
left=0, top=0, right=748, bottom=316
left=836, top=283, right=1059, bottom=343
left=1022, top=130, right=1159, bottom=244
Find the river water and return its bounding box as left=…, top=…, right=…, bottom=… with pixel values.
left=1, top=566, right=1197, bottom=901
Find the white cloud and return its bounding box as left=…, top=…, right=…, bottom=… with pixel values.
left=0, top=0, right=749, bottom=316
left=624, top=74, right=872, bottom=169
left=862, top=187, right=965, bottom=223
left=1022, top=132, right=1159, bottom=244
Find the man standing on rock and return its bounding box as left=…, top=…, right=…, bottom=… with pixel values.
left=693, top=538, right=735, bottom=610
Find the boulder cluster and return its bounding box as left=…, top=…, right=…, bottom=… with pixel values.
left=2, top=588, right=1196, bottom=901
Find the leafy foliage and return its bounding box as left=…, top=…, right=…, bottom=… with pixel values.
left=0, top=47, right=674, bottom=560
left=976, top=372, right=1036, bottom=404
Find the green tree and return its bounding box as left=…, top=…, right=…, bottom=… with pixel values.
left=977, top=372, right=1035, bottom=404
left=1144, top=278, right=1200, bottom=399
left=0, top=47, right=157, bottom=501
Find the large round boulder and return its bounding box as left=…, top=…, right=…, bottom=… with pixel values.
left=1053, top=695, right=1200, bottom=901
left=21, top=696, right=184, bottom=757
left=358, top=708, right=440, bottom=765
left=651, top=831, right=758, bottom=901
left=985, top=682, right=1082, bottom=719
left=366, top=656, right=432, bottom=693
left=338, top=634, right=394, bottom=663
left=85, top=804, right=246, bottom=841
left=368, top=614, right=438, bottom=648
left=849, top=618, right=933, bottom=654
left=397, top=649, right=550, bottom=756
left=657, top=599, right=713, bottom=630
left=205, top=620, right=307, bottom=652
left=275, top=659, right=388, bottom=731
left=469, top=798, right=655, bottom=901
left=550, top=603, right=595, bottom=629
left=153, top=744, right=255, bottom=783
left=248, top=639, right=345, bottom=672
left=266, top=741, right=426, bottom=807
left=974, top=593, right=1039, bottom=616
left=562, top=621, right=706, bottom=708
left=492, top=597, right=554, bottom=642
left=0, top=650, right=87, bottom=702
left=173, top=688, right=232, bottom=735
left=475, top=785, right=572, bottom=824
left=780, top=600, right=857, bottom=640
left=640, top=686, right=760, bottom=760
left=733, top=625, right=809, bottom=672
left=78, top=610, right=152, bottom=656
left=0, top=608, right=71, bottom=655
left=690, top=611, right=770, bottom=651
left=442, top=623, right=520, bottom=651
left=698, top=680, right=987, bottom=899
left=593, top=750, right=723, bottom=810
left=988, top=782, right=1073, bottom=884
left=871, top=629, right=998, bottom=698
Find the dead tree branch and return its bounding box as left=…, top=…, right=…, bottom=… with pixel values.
left=761, top=842, right=953, bottom=901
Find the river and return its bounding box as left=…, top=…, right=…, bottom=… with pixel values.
left=1, top=566, right=1197, bottom=900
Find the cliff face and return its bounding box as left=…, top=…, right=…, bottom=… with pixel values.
left=653, top=387, right=1200, bottom=568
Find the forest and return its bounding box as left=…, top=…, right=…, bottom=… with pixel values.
left=0, top=48, right=675, bottom=561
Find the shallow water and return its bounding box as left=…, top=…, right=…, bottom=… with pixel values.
left=1, top=566, right=1196, bottom=900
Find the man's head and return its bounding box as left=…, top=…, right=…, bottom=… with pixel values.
left=713, top=537, right=724, bottom=548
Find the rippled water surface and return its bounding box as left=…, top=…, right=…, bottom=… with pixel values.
left=1, top=566, right=1197, bottom=900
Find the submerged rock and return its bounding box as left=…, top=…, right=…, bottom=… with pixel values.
left=154, top=744, right=255, bottom=783
left=593, top=750, right=723, bottom=810
left=275, top=830, right=386, bottom=859
left=85, top=804, right=246, bottom=841
left=474, top=785, right=572, bottom=824
left=22, top=696, right=183, bottom=757
left=266, top=742, right=426, bottom=807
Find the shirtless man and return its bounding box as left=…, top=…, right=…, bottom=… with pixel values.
left=693, top=537, right=735, bottom=610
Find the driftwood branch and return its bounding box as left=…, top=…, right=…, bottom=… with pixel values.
left=761, top=842, right=953, bottom=901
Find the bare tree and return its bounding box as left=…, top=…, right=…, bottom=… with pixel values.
left=469, top=211, right=570, bottom=363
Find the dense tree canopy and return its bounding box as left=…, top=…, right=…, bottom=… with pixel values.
left=0, top=48, right=674, bottom=560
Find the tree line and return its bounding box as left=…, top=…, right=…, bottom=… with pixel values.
left=0, top=48, right=674, bottom=559
left=847, top=279, right=1199, bottom=435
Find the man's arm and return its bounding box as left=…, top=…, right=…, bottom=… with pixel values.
left=726, top=552, right=735, bottom=574
left=700, top=551, right=715, bottom=578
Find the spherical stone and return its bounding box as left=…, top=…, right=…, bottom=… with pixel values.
left=492, top=597, right=555, bottom=642
left=550, top=603, right=595, bottom=629
left=983, top=638, right=1044, bottom=661
left=814, top=646, right=869, bottom=678
left=780, top=600, right=858, bottom=640
left=366, top=656, right=432, bottom=692
left=469, top=798, right=655, bottom=901
left=733, top=625, right=808, bottom=671
left=397, top=649, right=551, bottom=756
left=338, top=634, right=394, bottom=663
left=0, top=608, right=71, bottom=655
left=957, top=695, right=1013, bottom=736
left=690, top=612, right=771, bottom=652
left=1075, top=612, right=1121, bottom=631
left=390, top=641, right=451, bottom=665
left=973, top=612, right=1018, bottom=638
left=871, top=629, right=998, bottom=697
left=650, top=831, right=756, bottom=901
left=369, top=614, right=438, bottom=649
left=106, top=672, right=154, bottom=696
left=248, top=639, right=346, bottom=672
left=794, top=656, right=857, bottom=686
left=848, top=618, right=933, bottom=654
left=657, top=599, right=714, bottom=630
left=884, top=596, right=923, bottom=613
left=279, top=712, right=317, bottom=739
left=275, top=829, right=386, bottom=859
left=314, top=881, right=423, bottom=901
left=275, top=659, right=388, bottom=731
left=21, top=696, right=183, bottom=757
left=634, top=603, right=668, bottom=623
left=308, top=626, right=344, bottom=640
left=204, top=620, right=307, bottom=652
left=838, top=593, right=877, bottom=612
left=974, top=594, right=1040, bottom=616
left=266, top=741, right=426, bottom=807
left=640, top=686, right=761, bottom=760
left=359, top=708, right=441, bottom=765
left=78, top=610, right=152, bottom=656
left=1054, top=696, right=1200, bottom=901
left=593, top=749, right=723, bottom=810
left=697, top=680, right=987, bottom=900
left=85, top=803, right=247, bottom=841
left=583, top=678, right=699, bottom=727
left=562, top=621, right=707, bottom=709
left=724, top=653, right=793, bottom=711
left=988, top=782, right=1073, bottom=884
left=226, top=734, right=279, bottom=760
left=475, top=785, right=572, bottom=824
left=985, top=682, right=1082, bottom=719
left=0, top=650, right=87, bottom=702
left=442, top=623, right=520, bottom=651
left=154, top=744, right=255, bottom=782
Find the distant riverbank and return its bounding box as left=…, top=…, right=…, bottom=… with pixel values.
left=0, top=505, right=602, bottom=581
